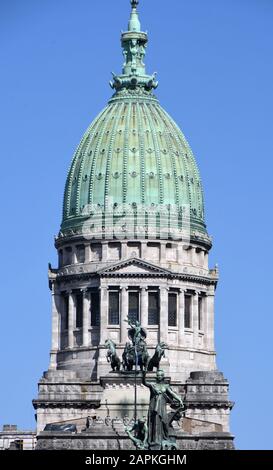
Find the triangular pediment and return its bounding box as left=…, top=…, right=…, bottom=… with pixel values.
left=97, top=258, right=172, bottom=277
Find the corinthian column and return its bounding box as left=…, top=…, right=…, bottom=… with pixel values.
left=140, top=286, right=148, bottom=330
left=68, top=291, right=75, bottom=349
left=49, top=284, right=60, bottom=369
left=193, top=291, right=200, bottom=348
left=99, top=286, right=108, bottom=345
left=82, top=289, right=90, bottom=347
left=206, top=287, right=215, bottom=351
left=159, top=286, right=168, bottom=344
left=178, top=289, right=185, bottom=346
left=120, top=286, right=128, bottom=344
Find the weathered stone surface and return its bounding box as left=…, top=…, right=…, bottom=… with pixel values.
left=36, top=429, right=235, bottom=451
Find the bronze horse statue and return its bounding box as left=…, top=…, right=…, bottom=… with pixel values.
left=122, top=340, right=149, bottom=372
left=147, top=342, right=167, bottom=371
left=105, top=339, right=121, bottom=371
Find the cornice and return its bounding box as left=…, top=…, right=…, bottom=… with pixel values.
left=32, top=399, right=100, bottom=410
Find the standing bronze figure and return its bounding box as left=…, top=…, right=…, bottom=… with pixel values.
left=142, top=369, right=184, bottom=450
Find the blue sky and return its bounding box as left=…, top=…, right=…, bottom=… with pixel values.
left=0, top=0, right=272, bottom=450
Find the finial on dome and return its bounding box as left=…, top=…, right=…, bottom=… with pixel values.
left=131, top=0, right=139, bottom=9
left=109, top=0, right=158, bottom=93
left=128, top=0, right=141, bottom=32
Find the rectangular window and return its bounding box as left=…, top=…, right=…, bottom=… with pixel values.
left=108, top=291, right=120, bottom=325
left=76, top=293, right=83, bottom=328
left=76, top=245, right=85, bottom=263
left=148, top=291, right=159, bottom=325
left=64, top=247, right=72, bottom=265
left=184, top=295, right=192, bottom=329
left=168, top=293, right=177, bottom=327
left=91, top=292, right=100, bottom=327
left=128, top=291, right=139, bottom=323
left=198, top=296, right=203, bottom=331
left=64, top=295, right=69, bottom=330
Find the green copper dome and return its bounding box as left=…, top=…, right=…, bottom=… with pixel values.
left=61, top=1, right=210, bottom=247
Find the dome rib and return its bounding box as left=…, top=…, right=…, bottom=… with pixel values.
left=105, top=102, right=124, bottom=207
left=122, top=102, right=132, bottom=204
left=136, top=102, right=146, bottom=205
left=155, top=106, right=180, bottom=208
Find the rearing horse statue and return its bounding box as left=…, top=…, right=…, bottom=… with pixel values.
left=147, top=342, right=167, bottom=371
left=105, top=339, right=121, bottom=372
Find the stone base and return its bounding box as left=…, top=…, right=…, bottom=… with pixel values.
left=34, top=369, right=234, bottom=439
left=36, top=429, right=235, bottom=450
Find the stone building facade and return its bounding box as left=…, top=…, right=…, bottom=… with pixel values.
left=34, top=0, right=234, bottom=449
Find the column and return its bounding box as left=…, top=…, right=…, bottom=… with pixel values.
left=206, top=287, right=215, bottom=351
left=49, top=284, right=60, bottom=369
left=120, top=286, right=128, bottom=344
left=71, top=246, right=76, bottom=264
left=99, top=285, right=108, bottom=345
left=82, top=289, right=90, bottom=347
left=141, top=241, right=147, bottom=260
left=192, top=291, right=200, bottom=348
left=85, top=243, right=91, bottom=263
left=159, top=286, right=168, bottom=344
left=177, top=244, right=183, bottom=264
left=68, top=291, right=75, bottom=348
left=160, top=243, right=166, bottom=264
left=178, top=289, right=185, bottom=346
left=102, top=243, right=108, bottom=261
left=140, top=286, right=148, bottom=330
left=121, top=242, right=127, bottom=260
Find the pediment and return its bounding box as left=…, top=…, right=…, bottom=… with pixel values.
left=98, top=258, right=171, bottom=277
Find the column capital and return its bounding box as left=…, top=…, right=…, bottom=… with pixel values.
left=159, top=285, right=169, bottom=291
left=99, top=285, right=108, bottom=291
left=81, top=288, right=90, bottom=297
left=120, top=285, right=129, bottom=291
left=52, top=284, right=61, bottom=296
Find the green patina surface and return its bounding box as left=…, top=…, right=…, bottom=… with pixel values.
left=61, top=1, right=209, bottom=242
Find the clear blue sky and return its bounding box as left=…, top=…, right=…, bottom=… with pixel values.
left=0, top=0, right=272, bottom=450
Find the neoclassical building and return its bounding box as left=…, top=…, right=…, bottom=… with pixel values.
left=34, top=0, right=234, bottom=450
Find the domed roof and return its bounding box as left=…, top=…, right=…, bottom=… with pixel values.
left=60, top=1, right=210, bottom=247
